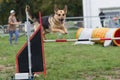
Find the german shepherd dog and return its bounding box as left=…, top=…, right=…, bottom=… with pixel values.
left=25, top=5, right=68, bottom=39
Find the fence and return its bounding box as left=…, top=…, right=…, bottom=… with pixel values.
left=65, top=15, right=120, bottom=28
left=0, top=15, right=120, bottom=37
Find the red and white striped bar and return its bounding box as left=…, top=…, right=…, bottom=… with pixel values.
left=44, top=37, right=120, bottom=43
left=44, top=39, right=77, bottom=42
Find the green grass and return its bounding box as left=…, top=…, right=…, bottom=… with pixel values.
left=0, top=29, right=120, bottom=80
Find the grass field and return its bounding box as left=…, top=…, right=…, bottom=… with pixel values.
left=0, top=29, right=120, bottom=80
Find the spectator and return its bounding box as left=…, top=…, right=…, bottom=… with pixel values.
left=113, top=16, right=119, bottom=27
left=8, top=10, right=21, bottom=45
left=99, top=11, right=105, bottom=27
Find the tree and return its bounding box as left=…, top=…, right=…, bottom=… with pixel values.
left=0, top=0, right=83, bottom=25
left=30, top=0, right=83, bottom=16
left=0, top=0, right=16, bottom=24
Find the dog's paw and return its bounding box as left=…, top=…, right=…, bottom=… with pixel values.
left=65, top=32, right=68, bottom=34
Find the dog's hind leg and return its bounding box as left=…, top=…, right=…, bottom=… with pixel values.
left=43, top=30, right=50, bottom=40
left=42, top=31, right=47, bottom=40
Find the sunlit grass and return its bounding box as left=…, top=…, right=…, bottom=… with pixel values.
left=0, top=29, right=120, bottom=80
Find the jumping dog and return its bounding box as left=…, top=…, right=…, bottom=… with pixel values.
left=25, top=5, right=68, bottom=39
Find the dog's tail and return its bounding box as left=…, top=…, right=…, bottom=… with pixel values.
left=25, top=5, right=34, bottom=22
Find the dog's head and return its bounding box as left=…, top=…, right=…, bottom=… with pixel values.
left=54, top=5, right=67, bottom=24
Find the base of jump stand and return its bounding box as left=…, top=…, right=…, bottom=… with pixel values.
left=12, top=73, right=34, bottom=80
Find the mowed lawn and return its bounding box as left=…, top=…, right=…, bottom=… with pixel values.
left=0, top=29, right=120, bottom=80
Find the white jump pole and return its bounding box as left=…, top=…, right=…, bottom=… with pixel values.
left=26, top=8, right=33, bottom=80
left=44, top=37, right=120, bottom=43
left=14, top=6, right=33, bottom=80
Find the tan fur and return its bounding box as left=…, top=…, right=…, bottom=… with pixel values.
left=33, top=19, right=40, bottom=31
left=49, top=5, right=67, bottom=34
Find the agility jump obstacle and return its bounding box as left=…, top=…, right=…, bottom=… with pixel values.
left=76, top=28, right=120, bottom=46
left=14, top=12, right=46, bottom=80
left=14, top=12, right=120, bottom=79
left=44, top=28, right=120, bottom=47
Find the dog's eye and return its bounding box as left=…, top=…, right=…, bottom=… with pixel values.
left=58, top=14, right=61, bottom=16
left=62, top=14, right=64, bottom=16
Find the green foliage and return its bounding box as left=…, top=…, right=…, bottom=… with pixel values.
left=0, top=0, right=17, bottom=24
left=0, top=0, right=83, bottom=25
left=30, top=0, right=83, bottom=16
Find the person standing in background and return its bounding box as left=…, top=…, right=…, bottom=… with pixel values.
left=8, top=10, right=21, bottom=45
left=99, top=11, right=106, bottom=27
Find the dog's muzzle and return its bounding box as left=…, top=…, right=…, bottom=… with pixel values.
left=59, top=19, right=64, bottom=23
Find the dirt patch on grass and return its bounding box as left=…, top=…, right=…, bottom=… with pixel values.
left=0, top=57, right=7, bottom=60
left=0, top=64, right=14, bottom=71
left=85, top=76, right=96, bottom=80
left=84, top=68, right=120, bottom=80
left=0, top=65, right=5, bottom=71
left=85, top=75, right=120, bottom=80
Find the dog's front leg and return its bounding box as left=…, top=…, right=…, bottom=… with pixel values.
left=51, top=28, right=65, bottom=34
left=63, top=27, right=68, bottom=34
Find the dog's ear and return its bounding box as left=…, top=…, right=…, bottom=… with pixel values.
left=54, top=4, right=59, bottom=13
left=64, top=5, right=67, bottom=14
left=25, top=5, right=30, bottom=13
